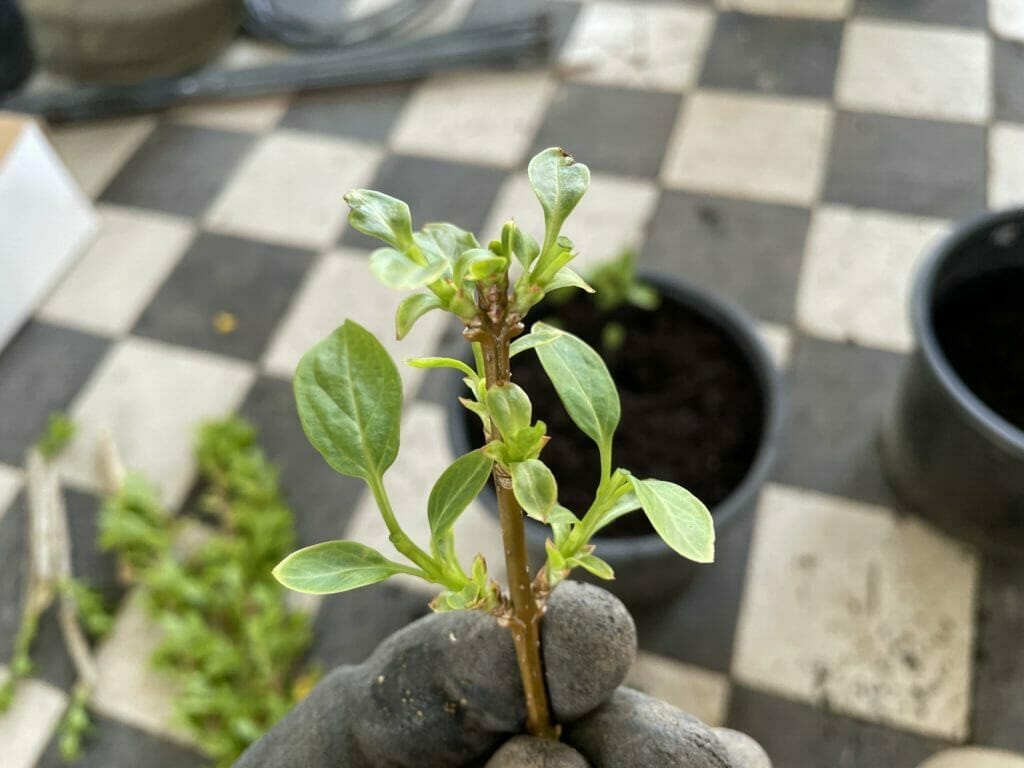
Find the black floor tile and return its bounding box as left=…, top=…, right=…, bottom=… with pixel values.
left=972, top=554, right=1024, bottom=753
left=339, top=154, right=506, bottom=249
left=238, top=375, right=366, bottom=548
left=100, top=124, right=256, bottom=217
left=699, top=12, right=843, bottom=98
left=773, top=335, right=907, bottom=506
left=310, top=582, right=429, bottom=669
left=35, top=710, right=208, bottom=768
left=823, top=111, right=986, bottom=220
left=132, top=233, right=315, bottom=361
left=642, top=191, right=810, bottom=324
left=727, top=685, right=948, bottom=768
left=994, top=38, right=1024, bottom=124
left=531, top=83, right=681, bottom=178
left=279, top=83, right=415, bottom=144
left=0, top=322, right=109, bottom=466
left=631, top=506, right=755, bottom=673
left=855, top=0, right=987, bottom=27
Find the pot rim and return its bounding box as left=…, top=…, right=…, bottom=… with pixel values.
left=912, top=206, right=1024, bottom=459
left=450, top=270, right=784, bottom=556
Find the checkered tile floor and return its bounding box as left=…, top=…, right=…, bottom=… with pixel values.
left=3, top=0, right=1024, bottom=765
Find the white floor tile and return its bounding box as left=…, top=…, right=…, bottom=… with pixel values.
left=0, top=463, right=23, bottom=519
left=733, top=484, right=979, bottom=741
left=57, top=337, right=254, bottom=509
left=989, top=122, right=1024, bottom=209
left=837, top=20, right=991, bottom=124
left=91, top=592, right=195, bottom=746
left=39, top=206, right=194, bottom=336
left=206, top=130, right=383, bottom=249
left=919, top=748, right=1024, bottom=768
left=48, top=117, right=156, bottom=198
left=390, top=71, right=557, bottom=168
left=560, top=2, right=714, bottom=92
left=796, top=206, right=950, bottom=352
left=991, top=0, right=1024, bottom=42
left=662, top=91, right=833, bottom=206
left=170, top=96, right=290, bottom=134
left=483, top=171, right=659, bottom=273
left=262, top=250, right=453, bottom=396
left=626, top=652, right=731, bottom=727
left=0, top=670, right=68, bottom=768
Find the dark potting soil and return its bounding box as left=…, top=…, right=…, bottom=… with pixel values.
left=933, top=267, right=1024, bottom=432
left=466, top=292, right=764, bottom=538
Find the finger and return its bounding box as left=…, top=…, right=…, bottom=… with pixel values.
left=485, top=735, right=591, bottom=767
left=564, top=687, right=737, bottom=768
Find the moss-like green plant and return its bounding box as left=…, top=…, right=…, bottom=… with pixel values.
left=272, top=148, right=714, bottom=738
left=98, top=417, right=314, bottom=766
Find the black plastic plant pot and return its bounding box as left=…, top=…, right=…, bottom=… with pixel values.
left=881, top=208, right=1024, bottom=555
left=450, top=273, right=783, bottom=607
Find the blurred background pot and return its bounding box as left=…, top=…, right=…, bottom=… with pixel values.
left=451, top=273, right=782, bottom=607
left=19, top=0, right=242, bottom=83
left=0, top=0, right=33, bottom=93
left=882, top=208, right=1024, bottom=555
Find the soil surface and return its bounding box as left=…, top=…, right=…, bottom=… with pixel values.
left=467, top=291, right=764, bottom=537
left=934, top=267, right=1024, bottom=432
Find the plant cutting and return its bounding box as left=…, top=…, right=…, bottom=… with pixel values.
left=242, top=147, right=770, bottom=767
left=452, top=242, right=781, bottom=607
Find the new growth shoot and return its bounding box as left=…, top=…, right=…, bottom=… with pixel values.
left=272, top=148, right=715, bottom=738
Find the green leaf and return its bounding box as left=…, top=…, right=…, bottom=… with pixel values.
left=395, top=293, right=443, bottom=339
left=484, top=383, right=532, bottom=441
left=273, top=541, right=411, bottom=594
left=510, top=459, right=557, bottom=522
left=629, top=478, right=714, bottom=563
left=427, top=450, right=494, bottom=544
left=549, top=504, right=579, bottom=547
left=592, top=490, right=641, bottom=535
left=570, top=553, right=614, bottom=580
left=545, top=539, right=569, bottom=587
left=510, top=323, right=566, bottom=357
left=528, top=147, right=591, bottom=257
left=370, top=247, right=448, bottom=290
left=533, top=321, right=620, bottom=453
left=36, top=411, right=76, bottom=460
left=406, top=357, right=477, bottom=379
left=544, top=266, right=595, bottom=294
left=344, top=190, right=414, bottom=250
left=294, top=320, right=402, bottom=482
left=455, top=248, right=507, bottom=285
left=422, top=222, right=480, bottom=262
left=512, top=226, right=540, bottom=269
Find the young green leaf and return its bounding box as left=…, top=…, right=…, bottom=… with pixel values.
left=510, top=459, right=557, bottom=522
left=294, top=320, right=402, bottom=483
left=422, top=222, right=480, bottom=261
left=485, top=383, right=533, bottom=441
left=272, top=540, right=414, bottom=595
left=406, top=357, right=478, bottom=379
left=570, top=553, right=614, bottom=580
left=549, top=504, right=580, bottom=547
left=545, top=538, right=569, bottom=587
left=533, top=321, right=620, bottom=455
left=629, top=478, right=714, bottom=563
left=510, top=323, right=566, bottom=357
left=544, top=266, right=595, bottom=294
left=427, top=450, right=494, bottom=544
left=370, top=247, right=448, bottom=290
left=344, top=190, right=414, bottom=250
left=528, top=147, right=591, bottom=257
left=512, top=226, right=540, bottom=269
left=592, top=489, right=641, bottom=535
left=395, top=293, right=444, bottom=339
left=455, top=248, right=507, bottom=285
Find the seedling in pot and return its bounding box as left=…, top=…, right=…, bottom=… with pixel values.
left=272, top=147, right=715, bottom=739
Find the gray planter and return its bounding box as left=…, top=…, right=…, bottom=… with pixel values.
left=20, top=0, right=241, bottom=83
left=449, top=273, right=783, bottom=607
left=882, top=208, right=1024, bottom=554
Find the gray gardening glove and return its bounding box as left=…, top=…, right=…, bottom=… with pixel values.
left=233, top=582, right=770, bottom=768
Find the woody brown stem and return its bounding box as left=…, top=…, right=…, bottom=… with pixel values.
left=469, top=281, right=557, bottom=739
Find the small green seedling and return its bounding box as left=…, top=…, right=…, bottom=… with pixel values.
left=272, top=147, right=714, bottom=739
